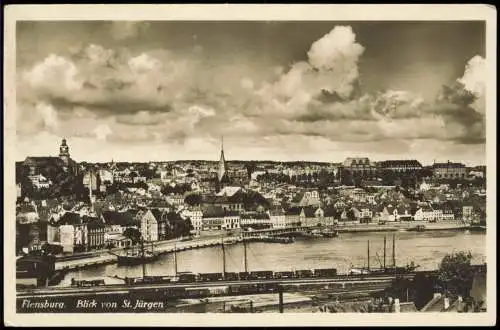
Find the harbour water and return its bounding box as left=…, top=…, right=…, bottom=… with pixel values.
left=59, top=230, right=486, bottom=286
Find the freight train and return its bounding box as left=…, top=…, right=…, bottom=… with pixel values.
left=138, top=268, right=338, bottom=285
left=73, top=268, right=339, bottom=287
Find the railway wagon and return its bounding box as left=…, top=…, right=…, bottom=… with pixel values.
left=178, top=272, right=197, bottom=283
left=184, top=287, right=210, bottom=298
left=238, top=272, right=251, bottom=280
left=72, top=279, right=105, bottom=287
left=198, top=272, right=223, bottom=282
left=249, top=270, right=274, bottom=280
left=163, top=286, right=188, bottom=298
left=228, top=284, right=250, bottom=295
left=140, top=276, right=171, bottom=284
left=274, top=271, right=295, bottom=279
left=295, top=269, right=314, bottom=278
left=313, top=268, right=338, bottom=277
left=224, top=272, right=239, bottom=281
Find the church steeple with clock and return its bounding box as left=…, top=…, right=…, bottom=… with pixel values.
left=59, top=138, right=71, bottom=166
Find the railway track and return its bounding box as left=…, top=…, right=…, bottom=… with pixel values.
left=18, top=273, right=416, bottom=298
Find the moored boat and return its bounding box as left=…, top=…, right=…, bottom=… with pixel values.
left=113, top=240, right=159, bottom=266
left=407, top=225, right=426, bottom=232
left=116, top=251, right=160, bottom=266
left=321, top=230, right=339, bottom=238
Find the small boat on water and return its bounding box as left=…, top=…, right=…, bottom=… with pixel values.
left=251, top=235, right=295, bottom=244
left=321, top=230, right=339, bottom=238
left=349, top=235, right=419, bottom=276
left=116, top=251, right=160, bottom=265
left=349, top=264, right=420, bottom=276
left=407, top=225, right=426, bottom=232
left=113, top=240, right=159, bottom=266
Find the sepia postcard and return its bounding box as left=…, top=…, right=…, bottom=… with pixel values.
left=3, top=4, right=497, bottom=327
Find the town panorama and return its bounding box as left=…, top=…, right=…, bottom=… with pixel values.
left=14, top=20, right=487, bottom=315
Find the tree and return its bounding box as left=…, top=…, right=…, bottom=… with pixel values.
left=123, top=227, right=142, bottom=245
left=166, top=213, right=193, bottom=238
left=184, top=193, right=202, bottom=206
left=438, top=251, right=474, bottom=296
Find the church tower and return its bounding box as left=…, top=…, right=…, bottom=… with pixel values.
left=59, top=138, right=70, bottom=166
left=217, top=136, right=229, bottom=192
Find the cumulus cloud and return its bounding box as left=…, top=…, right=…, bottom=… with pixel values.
left=269, top=26, right=364, bottom=103
left=458, top=55, right=486, bottom=114
left=23, top=54, right=83, bottom=94
left=16, top=23, right=486, bottom=161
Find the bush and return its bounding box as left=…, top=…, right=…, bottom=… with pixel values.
left=438, top=251, right=474, bottom=296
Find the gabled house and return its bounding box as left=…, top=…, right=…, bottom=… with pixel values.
left=153, top=209, right=169, bottom=241
left=298, top=190, right=321, bottom=206
left=284, top=206, right=302, bottom=227
left=269, top=208, right=286, bottom=228
left=381, top=205, right=397, bottom=222
left=300, top=206, right=315, bottom=227
left=396, top=205, right=412, bottom=221
left=86, top=216, right=106, bottom=250
left=413, top=206, right=435, bottom=222
left=323, top=206, right=340, bottom=226
left=351, top=204, right=373, bottom=223
left=140, top=209, right=159, bottom=242
left=49, top=212, right=87, bottom=253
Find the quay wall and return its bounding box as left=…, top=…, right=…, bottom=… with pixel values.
left=54, top=221, right=472, bottom=271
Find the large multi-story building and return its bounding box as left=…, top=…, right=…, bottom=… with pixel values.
left=433, top=161, right=467, bottom=179
left=342, top=157, right=377, bottom=175
left=379, top=160, right=423, bottom=172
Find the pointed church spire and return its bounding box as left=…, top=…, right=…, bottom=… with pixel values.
left=217, top=136, right=227, bottom=183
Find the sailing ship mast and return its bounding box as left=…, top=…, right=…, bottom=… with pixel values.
left=243, top=239, right=248, bottom=273
left=383, top=235, right=386, bottom=270
left=221, top=237, right=226, bottom=280
left=174, top=244, right=178, bottom=278
left=141, top=239, right=146, bottom=279
left=367, top=240, right=370, bottom=271
left=392, top=234, right=396, bottom=275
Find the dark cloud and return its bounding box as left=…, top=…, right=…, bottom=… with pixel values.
left=15, top=22, right=486, bottom=164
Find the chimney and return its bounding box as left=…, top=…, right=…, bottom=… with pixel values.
left=393, top=298, right=400, bottom=313
left=443, top=297, right=450, bottom=310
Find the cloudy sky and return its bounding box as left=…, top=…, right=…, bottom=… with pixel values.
left=16, top=21, right=486, bottom=165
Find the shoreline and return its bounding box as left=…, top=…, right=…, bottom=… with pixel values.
left=52, top=222, right=479, bottom=272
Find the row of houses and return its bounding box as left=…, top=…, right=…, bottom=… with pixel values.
left=39, top=197, right=482, bottom=253
left=181, top=199, right=479, bottom=235
left=45, top=207, right=192, bottom=253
